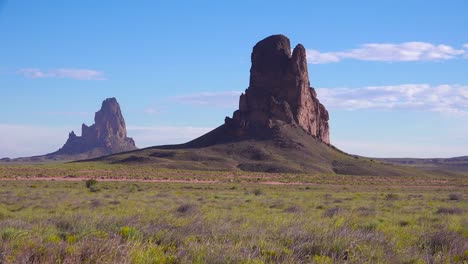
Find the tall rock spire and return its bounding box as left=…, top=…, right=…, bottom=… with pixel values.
left=52, top=97, right=137, bottom=156
left=226, top=34, right=330, bottom=143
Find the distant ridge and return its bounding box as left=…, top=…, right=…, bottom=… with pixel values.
left=378, top=156, right=468, bottom=174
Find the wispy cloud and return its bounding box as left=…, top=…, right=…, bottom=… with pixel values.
left=306, top=50, right=341, bottom=64
left=172, top=91, right=240, bottom=107
left=18, top=68, right=106, bottom=80
left=170, top=85, right=468, bottom=115
left=307, top=42, right=466, bottom=64
left=316, top=84, right=468, bottom=115
left=143, top=108, right=159, bottom=115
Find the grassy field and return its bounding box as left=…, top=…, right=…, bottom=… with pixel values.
left=1, top=161, right=467, bottom=187
left=0, top=176, right=467, bottom=263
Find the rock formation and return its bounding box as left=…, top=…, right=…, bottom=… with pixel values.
left=225, top=34, right=330, bottom=143
left=183, top=34, right=330, bottom=148
left=51, top=97, right=137, bottom=156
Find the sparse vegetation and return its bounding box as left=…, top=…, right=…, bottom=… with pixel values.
left=436, top=207, right=464, bottom=215
left=175, top=203, right=197, bottom=215
left=449, top=193, right=463, bottom=201
left=85, top=179, right=98, bottom=188
left=253, top=188, right=263, bottom=196
left=0, top=167, right=466, bottom=263
left=384, top=193, right=399, bottom=201
left=323, top=206, right=344, bottom=218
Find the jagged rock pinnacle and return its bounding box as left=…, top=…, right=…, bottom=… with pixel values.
left=51, top=97, right=137, bottom=156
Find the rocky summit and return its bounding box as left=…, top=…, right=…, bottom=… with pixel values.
left=51, top=97, right=137, bottom=156
left=184, top=34, right=330, bottom=147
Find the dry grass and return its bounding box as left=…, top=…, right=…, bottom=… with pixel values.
left=0, top=170, right=466, bottom=263
left=436, top=207, right=464, bottom=215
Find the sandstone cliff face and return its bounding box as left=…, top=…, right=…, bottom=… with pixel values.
left=52, top=98, right=137, bottom=156
left=225, top=35, right=330, bottom=143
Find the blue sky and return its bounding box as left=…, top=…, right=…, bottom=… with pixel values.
left=1, top=0, right=467, bottom=158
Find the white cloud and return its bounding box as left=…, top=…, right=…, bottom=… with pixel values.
left=2, top=84, right=467, bottom=158
left=18, top=68, right=106, bottom=80
left=171, top=85, right=468, bottom=115
left=143, top=108, right=159, bottom=115
left=306, top=50, right=341, bottom=64
left=307, top=42, right=466, bottom=64
left=464, top=43, right=468, bottom=49
left=172, top=91, right=240, bottom=107
left=316, top=84, right=468, bottom=114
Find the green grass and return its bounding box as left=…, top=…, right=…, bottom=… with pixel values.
left=0, top=179, right=466, bottom=263
left=1, top=161, right=467, bottom=187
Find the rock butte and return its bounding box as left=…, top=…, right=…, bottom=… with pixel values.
left=228, top=34, right=329, bottom=143
left=185, top=34, right=330, bottom=147
left=51, top=97, right=137, bottom=156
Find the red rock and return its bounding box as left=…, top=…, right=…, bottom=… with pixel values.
left=228, top=35, right=330, bottom=143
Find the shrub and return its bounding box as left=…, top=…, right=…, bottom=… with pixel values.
left=127, top=183, right=142, bottom=193
left=176, top=204, right=197, bottom=215
left=312, top=255, right=333, bottom=264
left=384, top=193, right=399, bottom=201
left=420, top=230, right=465, bottom=256
left=398, top=220, right=410, bottom=227
left=0, top=227, right=27, bottom=240
left=132, top=244, right=177, bottom=264
left=355, top=206, right=375, bottom=217
left=283, top=206, right=302, bottom=213
left=448, top=193, right=463, bottom=201
left=253, top=189, right=263, bottom=196
left=89, top=185, right=100, bottom=192
left=360, top=221, right=379, bottom=231
left=436, top=207, right=463, bottom=215
left=323, top=207, right=343, bottom=218
left=109, top=200, right=121, bottom=205
left=90, top=199, right=103, bottom=208
left=119, top=226, right=140, bottom=240
left=85, top=179, right=98, bottom=189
